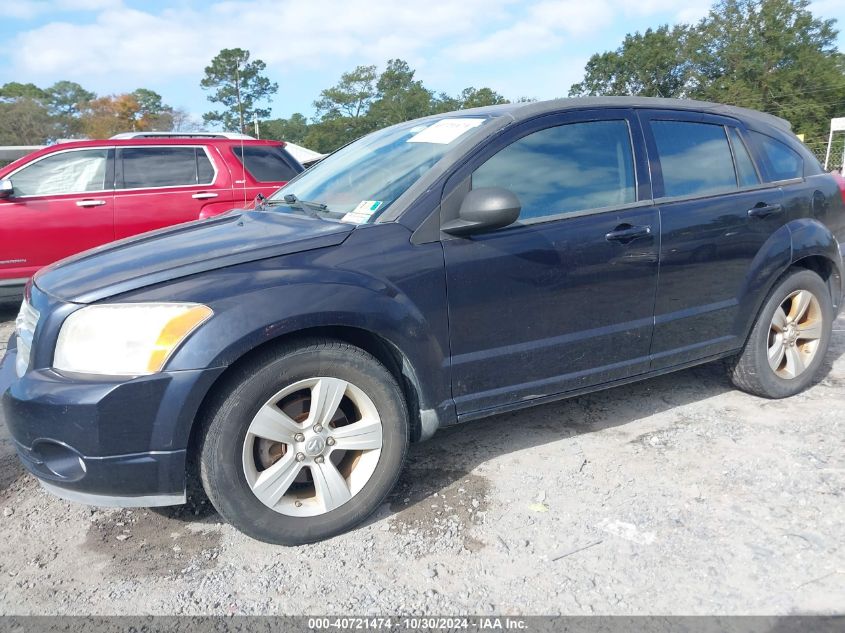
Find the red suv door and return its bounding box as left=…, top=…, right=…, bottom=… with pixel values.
left=113, top=145, right=235, bottom=239
left=0, top=147, right=115, bottom=283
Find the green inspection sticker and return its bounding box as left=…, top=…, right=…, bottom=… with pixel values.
left=341, top=200, right=383, bottom=224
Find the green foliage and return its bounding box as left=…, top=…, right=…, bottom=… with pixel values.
left=569, top=0, right=845, bottom=140
left=45, top=81, right=96, bottom=137
left=368, top=59, right=434, bottom=127
left=0, top=82, right=47, bottom=101
left=569, top=25, right=692, bottom=98
left=130, top=88, right=174, bottom=131
left=0, top=98, right=57, bottom=145
left=261, top=113, right=310, bottom=144
left=305, top=60, right=511, bottom=152
left=201, top=48, right=278, bottom=133
left=314, top=65, right=378, bottom=120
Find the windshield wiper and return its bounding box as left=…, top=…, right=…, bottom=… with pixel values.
left=265, top=193, right=328, bottom=218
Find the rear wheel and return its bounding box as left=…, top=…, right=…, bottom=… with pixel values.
left=199, top=340, right=408, bottom=544
left=728, top=268, right=833, bottom=398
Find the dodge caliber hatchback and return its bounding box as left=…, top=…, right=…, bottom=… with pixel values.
left=2, top=97, right=844, bottom=544
left=0, top=137, right=302, bottom=299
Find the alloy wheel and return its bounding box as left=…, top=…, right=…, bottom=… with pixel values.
left=242, top=377, right=383, bottom=517
left=768, top=289, right=823, bottom=380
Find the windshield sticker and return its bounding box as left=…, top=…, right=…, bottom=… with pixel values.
left=406, top=118, right=485, bottom=144
left=341, top=200, right=383, bottom=224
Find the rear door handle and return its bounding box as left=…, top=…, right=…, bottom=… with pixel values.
left=605, top=224, right=652, bottom=243
left=192, top=192, right=218, bottom=199
left=747, top=203, right=783, bottom=218
left=75, top=199, right=107, bottom=207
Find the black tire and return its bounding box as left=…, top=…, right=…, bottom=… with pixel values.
left=198, top=339, right=408, bottom=545
left=728, top=268, right=833, bottom=398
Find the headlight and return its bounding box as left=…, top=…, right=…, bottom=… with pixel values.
left=54, top=303, right=213, bottom=376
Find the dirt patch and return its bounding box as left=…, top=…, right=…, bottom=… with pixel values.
left=388, top=467, right=490, bottom=554
left=84, top=508, right=223, bottom=578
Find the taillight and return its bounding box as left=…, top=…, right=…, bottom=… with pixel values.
left=832, top=171, right=845, bottom=206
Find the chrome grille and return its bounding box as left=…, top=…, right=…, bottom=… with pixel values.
left=15, top=299, right=39, bottom=377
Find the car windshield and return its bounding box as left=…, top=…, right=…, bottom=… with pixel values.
left=267, top=115, right=494, bottom=223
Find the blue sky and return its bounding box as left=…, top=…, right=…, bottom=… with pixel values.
left=2, top=0, right=843, bottom=127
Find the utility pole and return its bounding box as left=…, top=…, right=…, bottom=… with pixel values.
left=234, top=61, right=244, bottom=134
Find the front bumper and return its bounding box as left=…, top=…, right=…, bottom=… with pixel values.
left=1, top=339, right=224, bottom=506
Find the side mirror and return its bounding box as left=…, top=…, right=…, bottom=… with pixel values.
left=0, top=179, right=12, bottom=199
left=442, top=187, right=521, bottom=237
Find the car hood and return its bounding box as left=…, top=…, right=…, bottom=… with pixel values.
left=34, top=210, right=355, bottom=304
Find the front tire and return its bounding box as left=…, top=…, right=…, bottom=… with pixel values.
left=728, top=268, right=833, bottom=398
left=198, top=339, right=408, bottom=545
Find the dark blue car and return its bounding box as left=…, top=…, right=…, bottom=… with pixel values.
left=2, top=97, right=844, bottom=544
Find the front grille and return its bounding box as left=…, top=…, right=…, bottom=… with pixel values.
left=14, top=299, right=40, bottom=378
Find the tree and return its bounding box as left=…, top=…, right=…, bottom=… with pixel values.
left=568, top=0, right=845, bottom=140
left=568, top=25, right=692, bottom=98
left=261, top=113, right=309, bottom=144
left=368, top=59, right=433, bottom=127
left=455, top=87, right=509, bottom=109
left=0, top=82, right=47, bottom=101
left=44, top=81, right=95, bottom=137
left=200, top=48, right=278, bottom=133
left=690, top=0, right=845, bottom=138
left=0, top=98, right=56, bottom=144
left=314, top=65, right=377, bottom=121
left=130, top=88, right=174, bottom=130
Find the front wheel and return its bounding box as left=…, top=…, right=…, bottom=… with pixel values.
left=728, top=268, right=833, bottom=398
left=198, top=340, right=409, bottom=545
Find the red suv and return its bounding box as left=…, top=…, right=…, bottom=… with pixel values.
left=0, top=134, right=302, bottom=298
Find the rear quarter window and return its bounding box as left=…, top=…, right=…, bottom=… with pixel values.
left=232, top=146, right=299, bottom=182
left=749, top=131, right=803, bottom=182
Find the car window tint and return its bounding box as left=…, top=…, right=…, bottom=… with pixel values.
left=749, top=131, right=803, bottom=181
left=652, top=121, right=737, bottom=197
left=196, top=150, right=215, bottom=184
left=11, top=149, right=108, bottom=197
left=728, top=128, right=760, bottom=187
left=122, top=147, right=200, bottom=188
left=472, top=120, right=636, bottom=220
left=233, top=146, right=299, bottom=182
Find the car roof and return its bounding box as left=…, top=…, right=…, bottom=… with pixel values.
left=44, top=138, right=288, bottom=149
left=446, top=96, right=792, bottom=132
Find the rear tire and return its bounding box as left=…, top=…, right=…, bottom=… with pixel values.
left=198, top=339, right=408, bottom=545
left=728, top=268, right=832, bottom=398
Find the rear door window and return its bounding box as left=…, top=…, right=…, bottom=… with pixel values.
left=471, top=119, right=636, bottom=221
left=749, top=131, right=803, bottom=182
left=121, top=147, right=214, bottom=188
left=232, top=146, right=299, bottom=182
left=651, top=121, right=737, bottom=198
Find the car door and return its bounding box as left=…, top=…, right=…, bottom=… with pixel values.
left=113, top=145, right=230, bottom=239
left=0, top=147, right=115, bottom=281
left=441, top=110, right=659, bottom=415
left=639, top=110, right=788, bottom=369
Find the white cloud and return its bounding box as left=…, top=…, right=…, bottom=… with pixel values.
left=7, top=0, right=120, bottom=19
left=11, top=0, right=514, bottom=81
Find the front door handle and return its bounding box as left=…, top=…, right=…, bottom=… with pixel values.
left=75, top=199, right=107, bottom=207
left=192, top=192, right=218, bottom=199
left=605, top=224, right=652, bottom=243
left=747, top=203, right=783, bottom=219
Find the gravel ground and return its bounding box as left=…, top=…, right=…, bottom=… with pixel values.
left=0, top=304, right=843, bottom=616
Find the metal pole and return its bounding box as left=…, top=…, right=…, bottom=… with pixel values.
left=823, top=127, right=833, bottom=170
left=254, top=113, right=260, bottom=139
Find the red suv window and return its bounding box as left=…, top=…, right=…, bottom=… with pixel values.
left=232, top=146, right=299, bottom=182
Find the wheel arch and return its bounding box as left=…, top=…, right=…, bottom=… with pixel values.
left=186, top=323, right=443, bottom=476
left=788, top=218, right=844, bottom=313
